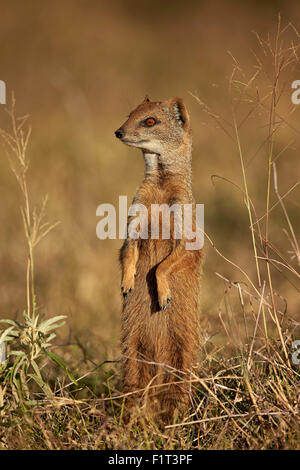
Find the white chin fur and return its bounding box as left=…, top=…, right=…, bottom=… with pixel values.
left=123, top=139, right=161, bottom=154
left=139, top=141, right=162, bottom=154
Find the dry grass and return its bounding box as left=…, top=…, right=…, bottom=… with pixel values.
left=0, top=3, right=299, bottom=450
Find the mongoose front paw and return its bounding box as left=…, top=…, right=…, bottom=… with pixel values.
left=121, top=272, right=136, bottom=298
left=156, top=272, right=172, bottom=310
left=121, top=285, right=133, bottom=298
left=159, top=295, right=172, bottom=311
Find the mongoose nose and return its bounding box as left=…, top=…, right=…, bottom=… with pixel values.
left=115, top=128, right=124, bottom=139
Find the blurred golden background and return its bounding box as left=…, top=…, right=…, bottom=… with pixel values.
left=0, top=0, right=299, bottom=366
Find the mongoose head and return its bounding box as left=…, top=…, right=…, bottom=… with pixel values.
left=115, top=96, right=191, bottom=155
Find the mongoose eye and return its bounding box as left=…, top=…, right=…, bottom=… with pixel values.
left=144, top=117, right=156, bottom=127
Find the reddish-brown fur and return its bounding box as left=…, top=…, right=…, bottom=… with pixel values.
left=115, top=97, right=203, bottom=421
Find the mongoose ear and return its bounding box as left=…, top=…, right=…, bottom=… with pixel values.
left=169, top=98, right=190, bottom=129
left=142, top=95, right=150, bottom=103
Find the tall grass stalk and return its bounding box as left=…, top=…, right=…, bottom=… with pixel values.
left=0, top=95, right=70, bottom=408
left=0, top=94, right=59, bottom=320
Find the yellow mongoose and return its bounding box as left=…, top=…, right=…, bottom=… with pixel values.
left=115, top=96, right=203, bottom=420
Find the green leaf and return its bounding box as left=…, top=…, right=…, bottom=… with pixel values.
left=13, top=373, right=24, bottom=403
left=11, top=355, right=27, bottom=384
left=0, top=326, right=19, bottom=343
left=8, top=350, right=26, bottom=357
left=0, top=319, right=19, bottom=327
left=29, top=359, right=53, bottom=398
left=43, top=349, right=78, bottom=386
left=33, top=314, right=40, bottom=328
left=23, top=312, right=33, bottom=325
left=38, top=315, right=67, bottom=334
left=41, top=333, right=56, bottom=348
